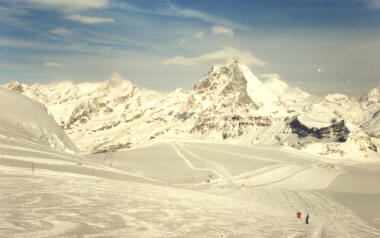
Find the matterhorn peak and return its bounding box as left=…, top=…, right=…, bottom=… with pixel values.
left=192, top=61, right=283, bottom=112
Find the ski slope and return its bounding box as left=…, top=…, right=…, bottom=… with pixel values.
left=1, top=138, right=380, bottom=237
left=89, top=141, right=380, bottom=237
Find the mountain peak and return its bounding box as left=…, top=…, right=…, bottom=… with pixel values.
left=361, top=85, right=380, bottom=105
left=4, top=81, right=25, bottom=93
left=194, top=61, right=250, bottom=91
left=101, top=73, right=133, bottom=90
left=193, top=61, right=280, bottom=108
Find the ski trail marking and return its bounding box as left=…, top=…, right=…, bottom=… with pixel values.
left=183, top=143, right=288, bottom=164
left=0, top=144, right=113, bottom=170
left=252, top=166, right=311, bottom=188
left=0, top=144, right=80, bottom=163
left=171, top=143, right=221, bottom=179
left=175, top=143, right=236, bottom=185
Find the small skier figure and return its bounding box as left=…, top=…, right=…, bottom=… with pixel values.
left=305, top=213, right=310, bottom=224
left=297, top=211, right=301, bottom=219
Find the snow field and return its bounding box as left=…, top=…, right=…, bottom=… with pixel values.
left=2, top=139, right=380, bottom=237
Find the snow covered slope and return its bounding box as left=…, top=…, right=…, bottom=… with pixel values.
left=3, top=62, right=379, bottom=160
left=0, top=87, right=78, bottom=154
left=2, top=138, right=380, bottom=237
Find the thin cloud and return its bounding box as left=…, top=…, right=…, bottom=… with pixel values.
left=0, top=5, right=28, bottom=15
left=114, top=1, right=247, bottom=30
left=0, top=38, right=50, bottom=49
left=366, top=0, right=380, bottom=9
left=50, top=28, right=72, bottom=37
left=0, top=5, right=37, bottom=32
left=179, top=32, right=204, bottom=46
left=163, top=47, right=267, bottom=67
left=178, top=39, right=187, bottom=45
left=260, top=73, right=281, bottom=80
left=44, top=62, right=63, bottom=67
left=211, top=26, right=234, bottom=37
left=0, top=36, right=152, bottom=55
left=111, top=1, right=151, bottom=13
left=165, top=3, right=246, bottom=30
left=193, top=32, right=204, bottom=39
left=28, top=0, right=109, bottom=11
left=0, top=38, right=100, bottom=54
left=66, top=14, right=115, bottom=24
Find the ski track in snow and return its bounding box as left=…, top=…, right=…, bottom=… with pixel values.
left=178, top=142, right=340, bottom=190
left=1, top=141, right=380, bottom=237
left=171, top=143, right=223, bottom=181
left=173, top=142, right=235, bottom=186
left=2, top=165, right=379, bottom=238
left=0, top=141, right=166, bottom=185
left=0, top=143, right=80, bottom=162
left=183, top=143, right=301, bottom=165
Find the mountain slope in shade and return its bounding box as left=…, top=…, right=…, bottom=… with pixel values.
left=3, top=62, right=379, bottom=160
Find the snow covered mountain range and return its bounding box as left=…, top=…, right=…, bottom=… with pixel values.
left=3, top=61, right=379, bottom=160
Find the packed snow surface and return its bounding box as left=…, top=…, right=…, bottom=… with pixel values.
left=1, top=135, right=380, bottom=237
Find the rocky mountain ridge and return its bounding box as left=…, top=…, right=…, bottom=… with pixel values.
left=3, top=61, right=379, bottom=160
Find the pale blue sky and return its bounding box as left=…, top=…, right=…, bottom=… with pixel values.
left=0, top=0, right=379, bottom=96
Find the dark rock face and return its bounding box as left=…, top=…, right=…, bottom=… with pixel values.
left=369, top=142, right=378, bottom=152
left=190, top=115, right=272, bottom=139
left=10, top=83, right=24, bottom=93
left=177, top=112, right=194, bottom=121
left=289, top=118, right=350, bottom=142
left=221, top=66, right=247, bottom=95
left=193, top=65, right=231, bottom=91
left=66, top=99, right=102, bottom=129
left=194, top=77, right=212, bottom=91
left=193, top=62, right=257, bottom=108
left=93, top=142, right=132, bottom=154
left=221, top=66, right=257, bottom=108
